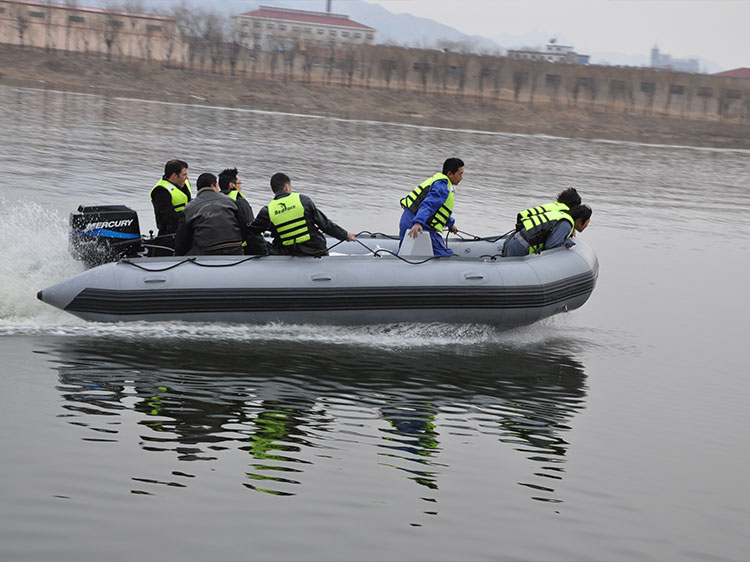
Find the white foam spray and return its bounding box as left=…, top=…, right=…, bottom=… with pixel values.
left=0, top=197, right=85, bottom=326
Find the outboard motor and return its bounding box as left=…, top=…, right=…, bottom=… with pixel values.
left=69, top=205, right=143, bottom=267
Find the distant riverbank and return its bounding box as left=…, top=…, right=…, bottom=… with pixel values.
left=3, top=45, right=750, bottom=150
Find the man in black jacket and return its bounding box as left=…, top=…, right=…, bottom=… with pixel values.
left=174, top=173, right=248, bottom=256
left=248, top=172, right=355, bottom=256
left=150, top=159, right=191, bottom=236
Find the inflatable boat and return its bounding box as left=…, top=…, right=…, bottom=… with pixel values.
left=38, top=238, right=597, bottom=328
left=41, top=203, right=598, bottom=327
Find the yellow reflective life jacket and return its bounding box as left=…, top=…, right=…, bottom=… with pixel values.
left=520, top=209, right=574, bottom=254
left=226, top=190, right=248, bottom=247
left=399, top=172, right=455, bottom=232
left=516, top=201, right=570, bottom=230
left=268, top=193, right=311, bottom=246
left=151, top=178, right=192, bottom=212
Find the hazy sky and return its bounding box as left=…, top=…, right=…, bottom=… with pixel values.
left=364, top=0, right=749, bottom=70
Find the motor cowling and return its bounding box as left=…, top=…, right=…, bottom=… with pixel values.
left=69, top=205, right=143, bottom=267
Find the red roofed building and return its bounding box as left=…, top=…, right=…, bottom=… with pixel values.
left=712, top=68, right=750, bottom=79
left=231, top=5, right=375, bottom=51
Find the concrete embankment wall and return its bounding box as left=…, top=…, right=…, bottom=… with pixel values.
left=239, top=45, right=750, bottom=121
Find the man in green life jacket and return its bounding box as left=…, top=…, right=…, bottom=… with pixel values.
left=515, top=187, right=581, bottom=231
left=218, top=167, right=270, bottom=256
left=502, top=204, right=592, bottom=257
left=150, top=159, right=191, bottom=236
left=247, top=172, right=356, bottom=256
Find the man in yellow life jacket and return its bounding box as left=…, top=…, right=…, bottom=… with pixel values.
left=399, top=157, right=464, bottom=256
left=150, top=159, right=191, bottom=236
left=218, top=167, right=270, bottom=256
left=247, top=172, right=356, bottom=256
left=502, top=204, right=592, bottom=257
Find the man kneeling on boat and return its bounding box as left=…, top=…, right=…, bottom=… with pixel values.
left=174, top=173, right=249, bottom=256
left=398, top=157, right=464, bottom=257
left=247, top=172, right=356, bottom=256
left=502, top=204, right=592, bottom=257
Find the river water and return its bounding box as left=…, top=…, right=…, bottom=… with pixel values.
left=0, top=85, right=748, bottom=561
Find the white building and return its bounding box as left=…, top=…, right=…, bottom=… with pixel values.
left=507, top=39, right=589, bottom=64
left=231, top=5, right=376, bottom=51
left=650, top=45, right=699, bottom=73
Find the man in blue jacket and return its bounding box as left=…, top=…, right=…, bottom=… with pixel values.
left=398, top=158, right=464, bottom=256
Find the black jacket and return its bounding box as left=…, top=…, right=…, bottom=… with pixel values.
left=221, top=190, right=270, bottom=256
left=174, top=189, right=248, bottom=255
left=151, top=180, right=191, bottom=236
left=248, top=191, right=348, bottom=256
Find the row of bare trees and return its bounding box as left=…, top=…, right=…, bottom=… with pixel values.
left=7, top=2, right=750, bottom=120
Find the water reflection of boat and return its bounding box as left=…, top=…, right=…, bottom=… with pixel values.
left=38, top=234, right=598, bottom=328
left=48, top=335, right=587, bottom=503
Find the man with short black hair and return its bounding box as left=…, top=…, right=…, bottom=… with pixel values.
left=150, top=159, right=191, bottom=236
left=248, top=172, right=355, bottom=256
left=174, top=173, right=247, bottom=256
left=515, top=187, right=582, bottom=230
left=502, top=204, right=592, bottom=257
left=218, top=167, right=269, bottom=256
left=399, top=157, right=464, bottom=256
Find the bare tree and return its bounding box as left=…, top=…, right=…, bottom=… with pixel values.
left=324, top=40, right=336, bottom=85
left=269, top=45, right=281, bottom=79
left=380, top=59, right=396, bottom=89
left=696, top=86, right=713, bottom=116
left=226, top=23, right=244, bottom=76
left=40, top=2, right=55, bottom=53
left=476, top=56, right=498, bottom=99
left=200, top=11, right=225, bottom=73
left=340, top=46, right=356, bottom=87
left=545, top=72, right=562, bottom=106
left=282, top=48, right=296, bottom=82
left=299, top=44, right=321, bottom=84
left=512, top=70, right=527, bottom=102
left=454, top=53, right=469, bottom=98
left=607, top=78, right=626, bottom=111
left=355, top=45, right=374, bottom=89
left=102, top=14, right=124, bottom=62
left=527, top=64, right=539, bottom=106
left=395, top=49, right=409, bottom=92
left=663, top=83, right=685, bottom=117
left=173, top=4, right=207, bottom=70
left=11, top=4, right=30, bottom=47
left=639, top=80, right=656, bottom=114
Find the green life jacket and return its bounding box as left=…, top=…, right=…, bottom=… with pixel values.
left=268, top=192, right=311, bottom=246
left=151, top=178, right=192, bottom=212
left=516, top=201, right=570, bottom=230
left=520, top=209, right=574, bottom=254
left=399, top=172, right=455, bottom=232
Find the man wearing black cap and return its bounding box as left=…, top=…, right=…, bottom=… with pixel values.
left=174, top=173, right=248, bottom=256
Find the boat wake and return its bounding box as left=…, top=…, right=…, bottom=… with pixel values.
left=0, top=315, right=583, bottom=352
left=0, top=198, right=85, bottom=324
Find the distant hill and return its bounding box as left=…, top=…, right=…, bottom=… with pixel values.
left=93, top=0, right=503, bottom=52
left=91, top=1, right=724, bottom=70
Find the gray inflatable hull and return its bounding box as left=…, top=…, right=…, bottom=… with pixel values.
left=38, top=236, right=598, bottom=328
